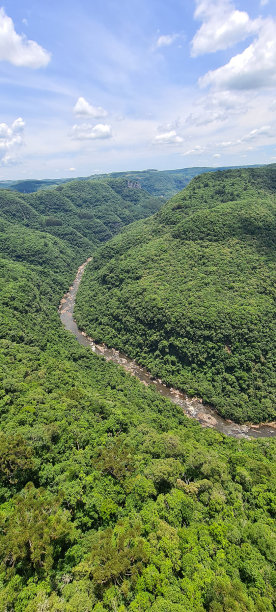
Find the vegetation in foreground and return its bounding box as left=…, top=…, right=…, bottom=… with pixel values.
left=75, top=166, right=276, bottom=424
left=0, top=170, right=275, bottom=610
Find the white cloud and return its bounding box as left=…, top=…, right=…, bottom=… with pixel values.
left=200, top=18, right=276, bottom=90
left=156, top=33, right=179, bottom=48
left=72, top=123, right=112, bottom=140
left=220, top=140, right=234, bottom=147
left=216, top=123, right=274, bottom=151
left=73, top=97, right=107, bottom=118
left=242, top=125, right=272, bottom=140
left=185, top=109, right=228, bottom=126
left=201, top=90, right=246, bottom=111
left=183, top=145, right=206, bottom=155
left=0, top=8, right=51, bottom=68
left=213, top=153, right=221, bottom=158
left=260, top=0, right=269, bottom=6
left=154, top=130, right=183, bottom=144
left=191, top=0, right=259, bottom=56
left=0, top=117, right=25, bottom=165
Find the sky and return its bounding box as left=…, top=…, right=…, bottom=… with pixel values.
left=0, top=0, right=276, bottom=179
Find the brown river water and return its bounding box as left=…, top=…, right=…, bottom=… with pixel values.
left=59, top=259, right=276, bottom=439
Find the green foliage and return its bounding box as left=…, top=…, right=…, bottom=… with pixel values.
left=0, top=483, right=75, bottom=576
left=75, top=166, right=276, bottom=423
left=0, top=177, right=164, bottom=258
left=0, top=433, right=34, bottom=487
left=0, top=166, right=275, bottom=610
left=0, top=165, right=234, bottom=199
left=88, top=165, right=256, bottom=198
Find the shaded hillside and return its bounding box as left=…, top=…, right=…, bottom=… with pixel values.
left=87, top=165, right=262, bottom=198
left=1, top=165, right=262, bottom=198
left=88, top=167, right=216, bottom=198
left=0, top=168, right=208, bottom=198
left=0, top=166, right=275, bottom=611
left=75, top=166, right=276, bottom=424
left=0, top=178, right=163, bottom=257
left=0, top=178, right=70, bottom=193
left=0, top=168, right=213, bottom=198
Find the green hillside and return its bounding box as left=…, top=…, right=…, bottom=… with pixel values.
left=1, top=165, right=260, bottom=199
left=0, top=168, right=209, bottom=198
left=89, top=166, right=263, bottom=199
left=0, top=168, right=213, bottom=198
left=75, top=166, right=276, bottom=424
left=88, top=167, right=217, bottom=198
left=0, top=178, right=70, bottom=193
left=0, top=167, right=275, bottom=610
left=0, top=178, right=163, bottom=256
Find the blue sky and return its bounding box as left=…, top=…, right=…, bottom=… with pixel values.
left=0, top=0, right=276, bottom=179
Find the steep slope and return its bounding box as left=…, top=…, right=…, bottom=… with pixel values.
left=75, top=166, right=276, bottom=424
left=0, top=177, right=163, bottom=256
left=0, top=168, right=212, bottom=198
left=0, top=168, right=275, bottom=610
left=88, top=165, right=263, bottom=198
left=1, top=165, right=260, bottom=198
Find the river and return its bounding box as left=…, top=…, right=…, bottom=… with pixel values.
left=59, top=259, right=276, bottom=439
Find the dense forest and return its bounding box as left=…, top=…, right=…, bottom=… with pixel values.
left=0, top=178, right=163, bottom=257
left=0, top=178, right=71, bottom=193
left=75, top=166, right=276, bottom=424
left=0, top=167, right=215, bottom=198
left=0, top=165, right=258, bottom=199
left=0, top=170, right=275, bottom=610
left=87, top=165, right=262, bottom=199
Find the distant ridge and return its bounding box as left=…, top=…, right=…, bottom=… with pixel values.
left=0, top=163, right=264, bottom=198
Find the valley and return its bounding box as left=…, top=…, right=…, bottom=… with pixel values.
left=75, top=166, right=276, bottom=425
left=0, top=166, right=275, bottom=611
left=61, top=257, right=276, bottom=439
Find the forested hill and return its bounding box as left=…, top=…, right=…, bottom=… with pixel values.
left=0, top=165, right=276, bottom=610
left=0, top=177, right=163, bottom=257
left=0, top=164, right=261, bottom=198
left=75, top=165, right=276, bottom=424
left=88, top=165, right=263, bottom=199
left=0, top=168, right=216, bottom=197
left=0, top=178, right=70, bottom=193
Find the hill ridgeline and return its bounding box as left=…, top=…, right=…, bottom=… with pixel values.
left=75, top=166, right=276, bottom=424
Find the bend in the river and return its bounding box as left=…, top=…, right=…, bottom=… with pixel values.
left=59, top=259, right=276, bottom=439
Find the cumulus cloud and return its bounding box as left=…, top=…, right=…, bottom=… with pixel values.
left=73, top=97, right=107, bottom=118
left=154, top=130, right=183, bottom=144
left=199, top=18, right=276, bottom=90
left=191, top=0, right=259, bottom=56
left=0, top=117, right=25, bottom=165
left=72, top=123, right=112, bottom=140
left=156, top=33, right=179, bottom=48
left=0, top=7, right=51, bottom=68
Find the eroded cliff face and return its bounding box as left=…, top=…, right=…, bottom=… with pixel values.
left=127, top=180, right=141, bottom=189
